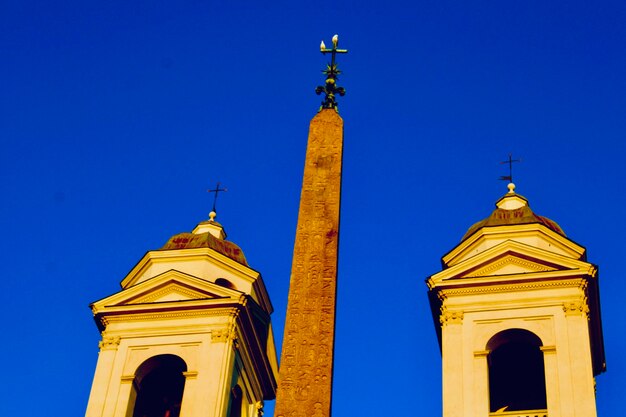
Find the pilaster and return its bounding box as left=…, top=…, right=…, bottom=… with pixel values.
left=178, top=371, right=199, bottom=417
left=541, top=345, right=560, bottom=417
left=85, top=336, right=121, bottom=417
left=472, top=350, right=490, bottom=417
left=441, top=310, right=464, bottom=417
left=210, top=326, right=239, bottom=417
left=563, top=300, right=597, bottom=417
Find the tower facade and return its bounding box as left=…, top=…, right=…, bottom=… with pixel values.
left=85, top=216, right=278, bottom=417
left=427, top=184, right=605, bottom=417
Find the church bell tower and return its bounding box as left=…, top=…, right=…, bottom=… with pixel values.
left=427, top=183, right=605, bottom=417
left=84, top=212, right=278, bottom=417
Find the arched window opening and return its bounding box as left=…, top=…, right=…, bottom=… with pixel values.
left=228, top=385, right=243, bottom=417
left=215, top=278, right=236, bottom=290
left=487, top=329, right=546, bottom=412
left=131, top=354, right=187, bottom=417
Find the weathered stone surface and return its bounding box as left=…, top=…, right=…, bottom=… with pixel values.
left=274, top=109, right=343, bottom=417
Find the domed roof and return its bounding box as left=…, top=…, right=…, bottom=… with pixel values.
left=160, top=219, right=248, bottom=266
left=462, top=184, right=565, bottom=241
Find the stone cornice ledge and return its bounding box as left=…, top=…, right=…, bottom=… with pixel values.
left=437, top=277, right=588, bottom=298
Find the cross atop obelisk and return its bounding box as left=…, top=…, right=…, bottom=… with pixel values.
left=274, top=36, right=347, bottom=417
left=316, top=34, right=348, bottom=111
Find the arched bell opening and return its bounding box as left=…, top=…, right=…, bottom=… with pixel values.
left=487, top=328, right=547, bottom=413
left=129, top=354, right=187, bottom=417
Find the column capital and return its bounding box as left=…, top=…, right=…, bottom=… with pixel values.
left=563, top=299, right=589, bottom=318
left=211, top=326, right=238, bottom=343
left=98, top=335, right=121, bottom=351
left=440, top=308, right=464, bottom=326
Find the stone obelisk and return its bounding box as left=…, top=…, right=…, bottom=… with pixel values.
left=274, top=35, right=347, bottom=417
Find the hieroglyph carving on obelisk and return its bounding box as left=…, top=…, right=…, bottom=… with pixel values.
left=274, top=108, right=344, bottom=417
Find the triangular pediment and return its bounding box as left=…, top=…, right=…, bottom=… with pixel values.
left=443, top=223, right=586, bottom=267
left=116, top=247, right=274, bottom=316
left=123, top=281, right=222, bottom=304
left=121, top=247, right=258, bottom=289
left=430, top=239, right=595, bottom=286
left=92, top=269, right=242, bottom=311
left=460, top=252, right=560, bottom=278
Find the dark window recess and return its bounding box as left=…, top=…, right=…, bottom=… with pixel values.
left=131, top=354, right=187, bottom=417
left=228, top=385, right=243, bottom=417
left=488, top=329, right=547, bottom=412
left=216, top=278, right=236, bottom=290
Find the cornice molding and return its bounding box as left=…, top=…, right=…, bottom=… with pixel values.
left=99, top=306, right=240, bottom=327
left=93, top=269, right=245, bottom=311
left=97, top=295, right=245, bottom=315
left=436, top=277, right=587, bottom=299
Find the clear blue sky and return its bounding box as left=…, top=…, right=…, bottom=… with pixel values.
left=1, top=1, right=624, bottom=416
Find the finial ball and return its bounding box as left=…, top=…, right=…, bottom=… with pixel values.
left=209, top=211, right=217, bottom=221
left=507, top=183, right=516, bottom=193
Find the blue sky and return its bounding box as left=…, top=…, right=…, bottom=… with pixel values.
left=1, top=1, right=625, bottom=415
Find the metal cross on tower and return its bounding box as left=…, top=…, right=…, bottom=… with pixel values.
left=207, top=182, right=227, bottom=214
left=316, top=34, right=348, bottom=111
left=499, top=154, right=521, bottom=183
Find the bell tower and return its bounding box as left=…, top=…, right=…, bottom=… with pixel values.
left=427, top=183, right=605, bottom=417
left=84, top=212, right=278, bottom=417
